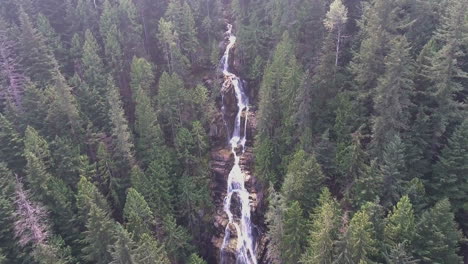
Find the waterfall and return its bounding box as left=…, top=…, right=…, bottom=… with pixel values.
left=219, top=23, right=257, bottom=264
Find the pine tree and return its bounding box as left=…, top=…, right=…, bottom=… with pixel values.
left=132, top=64, right=164, bottom=166
left=0, top=168, right=25, bottom=263
left=123, top=188, right=153, bottom=240
left=24, top=126, right=53, bottom=200
left=76, top=176, right=110, bottom=226
left=255, top=32, right=298, bottom=185
left=384, top=196, right=415, bottom=249
left=78, top=30, right=110, bottom=131
left=187, top=253, right=207, bottom=264
left=335, top=209, right=377, bottom=264
left=413, top=199, right=462, bottom=263
left=371, top=36, right=414, bottom=158
left=281, top=201, right=307, bottom=264
left=431, top=119, right=468, bottom=212
left=82, top=205, right=116, bottom=264
left=301, top=188, right=341, bottom=264
left=281, top=149, right=325, bottom=212
left=157, top=18, right=189, bottom=76
left=45, top=70, right=81, bottom=138
left=265, top=186, right=285, bottom=264
left=165, top=0, right=198, bottom=60
left=130, top=57, right=155, bottom=97
left=144, top=158, right=174, bottom=218
left=50, top=136, right=81, bottom=187
left=335, top=131, right=369, bottom=199
left=385, top=243, right=418, bottom=264
left=19, top=82, right=49, bottom=132
left=108, top=76, right=134, bottom=165
left=109, top=224, right=139, bottom=264
left=0, top=114, right=25, bottom=171
left=157, top=72, right=185, bottom=138
left=134, top=233, right=170, bottom=264
left=36, top=13, right=66, bottom=69
left=161, top=214, right=192, bottom=262
left=17, top=7, right=55, bottom=88
left=423, top=0, right=468, bottom=145
left=380, top=134, right=407, bottom=208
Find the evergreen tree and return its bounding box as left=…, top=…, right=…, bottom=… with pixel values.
left=134, top=233, right=170, bottom=264
left=301, top=188, right=341, bottom=264
left=17, top=7, right=55, bottom=87
left=108, top=76, right=134, bottom=166
left=281, top=149, right=325, bottom=212
left=413, top=199, right=462, bottom=263
left=165, top=0, right=198, bottom=60
left=423, top=0, right=468, bottom=146
left=79, top=29, right=110, bottom=131
left=281, top=201, right=307, bottom=264
left=130, top=57, right=155, bottom=97
left=430, top=119, right=468, bottom=212
left=384, top=196, right=416, bottom=249
left=144, top=159, right=174, bottom=218
left=371, top=36, right=414, bottom=158
left=132, top=63, right=164, bottom=167
left=50, top=136, right=81, bottom=187
left=380, top=134, right=407, bottom=208
left=82, top=205, right=116, bottom=264
left=265, top=186, right=285, bottom=264
left=157, top=18, right=189, bottom=76
left=76, top=176, right=110, bottom=226
left=123, top=188, right=153, bottom=240
left=36, top=13, right=66, bottom=70
left=335, top=210, right=377, bottom=264
left=45, top=70, right=81, bottom=138
left=161, top=214, right=192, bottom=262
left=0, top=113, right=25, bottom=171
left=109, top=224, right=139, bottom=264
left=255, top=32, right=300, bottom=186
left=157, top=72, right=185, bottom=138
left=187, top=253, right=207, bottom=264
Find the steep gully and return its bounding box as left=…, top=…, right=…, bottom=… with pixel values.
left=209, top=23, right=265, bottom=264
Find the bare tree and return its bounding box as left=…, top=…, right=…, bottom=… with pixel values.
left=324, top=0, right=348, bottom=67
left=0, top=28, right=25, bottom=111
left=14, top=176, right=49, bottom=247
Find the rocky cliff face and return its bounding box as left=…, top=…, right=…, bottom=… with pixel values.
left=209, top=107, right=269, bottom=263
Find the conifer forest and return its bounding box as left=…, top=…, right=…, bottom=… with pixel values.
left=0, top=0, right=468, bottom=263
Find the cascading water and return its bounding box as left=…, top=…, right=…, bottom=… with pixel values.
left=219, top=24, right=257, bottom=264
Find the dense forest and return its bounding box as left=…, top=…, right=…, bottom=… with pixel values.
left=0, top=0, right=467, bottom=263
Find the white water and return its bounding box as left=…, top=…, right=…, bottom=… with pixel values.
left=220, top=24, right=257, bottom=264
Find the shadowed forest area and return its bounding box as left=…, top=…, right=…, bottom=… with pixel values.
left=0, top=0, right=467, bottom=263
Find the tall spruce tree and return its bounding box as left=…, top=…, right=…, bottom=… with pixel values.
left=413, top=199, right=462, bottom=263
left=301, top=188, right=341, bottom=264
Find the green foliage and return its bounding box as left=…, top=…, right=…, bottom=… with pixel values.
left=335, top=209, right=377, bottom=264
left=281, top=201, right=307, bottom=264
left=431, top=120, right=468, bottom=211
left=161, top=214, right=193, bottom=262
left=123, top=188, right=153, bottom=240
left=413, top=199, right=462, bottom=263
left=384, top=196, right=415, bottom=248
left=187, top=253, right=207, bottom=264
left=301, top=188, right=341, bottom=264
left=109, top=224, right=139, bottom=264
left=134, top=234, right=170, bottom=264
left=282, top=149, right=325, bottom=212
left=82, top=205, right=116, bottom=264
left=17, top=8, right=55, bottom=88
left=0, top=114, right=25, bottom=171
